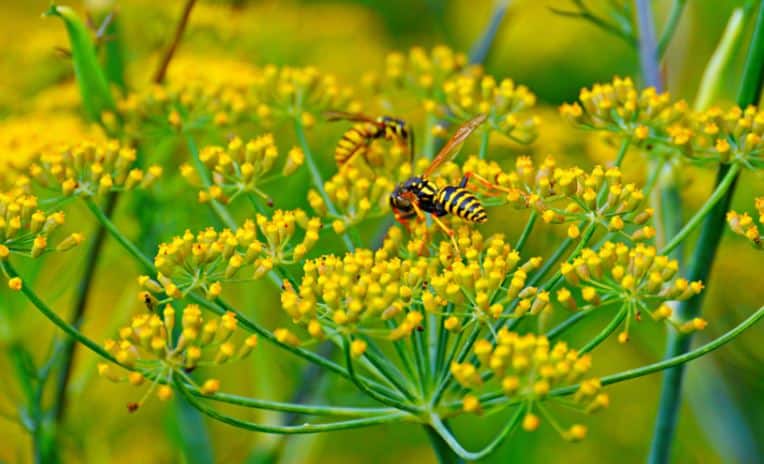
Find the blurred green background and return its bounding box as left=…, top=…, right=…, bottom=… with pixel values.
left=0, top=0, right=762, bottom=463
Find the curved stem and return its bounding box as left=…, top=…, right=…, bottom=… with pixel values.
left=545, top=310, right=589, bottom=339
left=429, top=407, right=524, bottom=461
left=659, top=162, right=741, bottom=256
left=195, top=390, right=399, bottom=418
left=552, top=305, right=764, bottom=398
left=578, top=305, right=627, bottom=354
left=0, top=260, right=119, bottom=365
left=84, top=196, right=154, bottom=272
left=657, top=0, right=688, bottom=58
left=342, top=337, right=422, bottom=414
left=52, top=192, right=118, bottom=421
left=175, top=375, right=411, bottom=434
left=152, top=0, right=197, bottom=84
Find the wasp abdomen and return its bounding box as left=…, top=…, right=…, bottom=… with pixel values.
left=437, top=186, right=487, bottom=223
left=335, top=123, right=382, bottom=165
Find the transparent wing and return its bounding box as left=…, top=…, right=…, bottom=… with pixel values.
left=423, top=114, right=487, bottom=177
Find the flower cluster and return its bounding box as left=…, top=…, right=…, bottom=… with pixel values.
left=442, top=74, right=539, bottom=143
left=560, top=76, right=689, bottom=149
left=280, top=228, right=543, bottom=342
left=98, top=305, right=257, bottom=411
left=454, top=155, right=655, bottom=241
left=25, top=141, right=162, bottom=198
left=0, top=191, right=83, bottom=289
left=118, top=58, right=263, bottom=134
left=452, top=331, right=608, bottom=441
left=187, top=134, right=303, bottom=206
left=557, top=243, right=706, bottom=339
left=310, top=165, right=396, bottom=233
left=378, top=46, right=470, bottom=100
left=251, top=65, right=360, bottom=128
left=727, top=197, right=764, bottom=248
left=143, top=211, right=320, bottom=301
left=677, top=105, right=764, bottom=166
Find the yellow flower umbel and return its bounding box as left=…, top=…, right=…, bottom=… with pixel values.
left=250, top=65, right=360, bottom=127
left=144, top=211, right=320, bottom=301
left=189, top=134, right=303, bottom=206
left=315, top=165, right=396, bottom=234
left=679, top=105, right=764, bottom=166
left=442, top=74, right=539, bottom=144
left=459, top=155, right=655, bottom=240
left=26, top=140, right=161, bottom=198
left=557, top=243, right=706, bottom=339
left=380, top=46, right=470, bottom=101
left=279, top=228, right=542, bottom=341
left=118, top=57, right=262, bottom=135
left=452, top=331, right=608, bottom=441
left=727, top=197, right=764, bottom=248
left=560, top=76, right=688, bottom=151
left=0, top=191, right=83, bottom=284
left=98, top=305, right=258, bottom=412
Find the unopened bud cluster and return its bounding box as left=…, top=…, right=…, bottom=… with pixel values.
left=0, top=190, right=83, bottom=289
left=98, top=305, right=257, bottom=411
left=188, top=134, right=303, bottom=205
left=144, top=212, right=320, bottom=301
left=443, top=74, right=538, bottom=143
left=26, top=140, right=161, bottom=197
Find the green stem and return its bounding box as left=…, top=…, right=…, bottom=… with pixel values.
left=468, top=305, right=764, bottom=412
left=1, top=261, right=119, bottom=365
left=292, top=117, right=354, bottom=251
left=478, top=129, right=490, bottom=160
left=425, top=424, right=465, bottom=464
left=578, top=305, right=627, bottom=354
left=659, top=163, right=741, bottom=256
left=657, top=0, right=688, bottom=58
left=428, top=407, right=524, bottom=461
left=84, top=196, right=154, bottom=273
left=545, top=310, right=589, bottom=339
left=52, top=192, right=118, bottom=421
left=185, top=134, right=238, bottom=230
left=514, top=210, right=537, bottom=251
left=196, top=391, right=399, bottom=417
left=176, top=375, right=411, bottom=434
left=342, top=338, right=422, bottom=414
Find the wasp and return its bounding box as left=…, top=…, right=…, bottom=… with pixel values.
left=326, top=111, right=414, bottom=167
left=390, top=114, right=509, bottom=252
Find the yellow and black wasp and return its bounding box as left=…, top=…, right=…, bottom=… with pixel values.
left=389, top=113, right=508, bottom=251
left=326, top=111, right=414, bottom=167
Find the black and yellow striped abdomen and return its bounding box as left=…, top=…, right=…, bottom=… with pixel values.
left=335, top=122, right=383, bottom=165
left=436, top=186, right=487, bottom=223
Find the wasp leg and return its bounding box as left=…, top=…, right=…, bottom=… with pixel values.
left=461, top=172, right=512, bottom=197
left=429, top=214, right=460, bottom=256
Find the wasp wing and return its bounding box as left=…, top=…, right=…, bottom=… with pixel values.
left=423, top=114, right=487, bottom=177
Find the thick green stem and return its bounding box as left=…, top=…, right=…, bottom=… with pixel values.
left=425, top=423, right=465, bottom=464
left=649, top=4, right=764, bottom=461
left=514, top=210, right=537, bottom=251
left=659, top=163, right=741, bottom=256
left=428, top=407, right=524, bottom=461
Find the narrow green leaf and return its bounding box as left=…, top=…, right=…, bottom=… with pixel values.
left=43, top=4, right=115, bottom=122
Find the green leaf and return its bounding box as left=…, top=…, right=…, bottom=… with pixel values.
left=43, top=4, right=116, bottom=122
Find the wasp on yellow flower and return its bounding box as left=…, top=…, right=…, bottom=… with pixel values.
left=389, top=113, right=511, bottom=252
left=326, top=111, right=414, bottom=167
